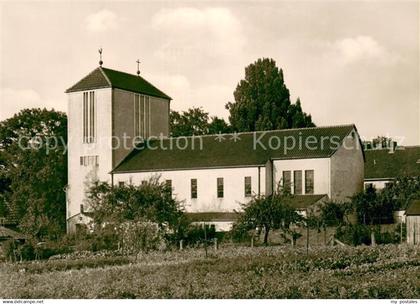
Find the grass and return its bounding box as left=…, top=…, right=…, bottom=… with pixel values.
left=0, top=244, right=419, bottom=299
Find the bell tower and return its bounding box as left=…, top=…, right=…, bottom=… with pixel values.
left=65, top=54, right=171, bottom=233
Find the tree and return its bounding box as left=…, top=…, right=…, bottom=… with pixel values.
left=208, top=116, right=231, bottom=134
left=381, top=176, right=420, bottom=210
left=319, top=201, right=350, bottom=227
left=352, top=187, right=395, bottom=225
left=226, top=58, right=315, bottom=132
left=0, top=108, right=67, bottom=240
left=170, top=108, right=210, bottom=137
left=88, top=176, right=186, bottom=238
left=235, top=192, right=302, bottom=244
left=170, top=107, right=231, bottom=137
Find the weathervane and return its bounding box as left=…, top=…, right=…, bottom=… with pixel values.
left=136, top=59, right=141, bottom=76
left=98, top=48, right=103, bottom=66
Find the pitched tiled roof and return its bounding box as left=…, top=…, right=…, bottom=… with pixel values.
left=186, top=212, right=240, bottom=222
left=289, top=194, right=328, bottom=209
left=0, top=226, right=26, bottom=239
left=406, top=199, right=420, bottom=216
left=112, top=125, right=357, bottom=173
left=65, top=67, right=171, bottom=100
left=364, top=146, right=420, bottom=179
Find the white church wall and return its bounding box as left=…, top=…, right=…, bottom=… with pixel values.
left=272, top=158, right=331, bottom=196
left=113, top=166, right=266, bottom=213
left=363, top=179, right=393, bottom=190
left=67, top=88, right=113, bottom=223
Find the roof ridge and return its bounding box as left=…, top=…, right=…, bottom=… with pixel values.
left=65, top=67, right=110, bottom=93
left=157, top=124, right=356, bottom=140
left=98, top=66, right=112, bottom=86
left=100, top=66, right=171, bottom=100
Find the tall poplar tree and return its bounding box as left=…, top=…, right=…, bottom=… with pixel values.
left=226, top=58, right=315, bottom=131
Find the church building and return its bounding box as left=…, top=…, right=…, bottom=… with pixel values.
left=66, top=64, right=365, bottom=232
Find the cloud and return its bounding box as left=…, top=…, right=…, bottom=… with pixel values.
left=151, top=7, right=245, bottom=65
left=0, top=88, right=63, bottom=121
left=147, top=73, right=231, bottom=118
left=85, top=9, right=118, bottom=32
left=147, top=74, right=192, bottom=104
left=327, top=35, right=401, bottom=66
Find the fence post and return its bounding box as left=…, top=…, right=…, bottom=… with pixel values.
left=214, top=238, right=218, bottom=251
left=204, top=224, right=208, bottom=258
left=179, top=240, right=183, bottom=250
left=251, top=235, right=254, bottom=248
left=400, top=222, right=403, bottom=244
left=371, top=230, right=376, bottom=246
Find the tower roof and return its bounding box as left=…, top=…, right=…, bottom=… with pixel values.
left=65, top=66, right=171, bottom=100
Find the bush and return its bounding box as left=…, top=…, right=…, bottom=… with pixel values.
left=121, top=221, right=163, bottom=253
left=19, top=243, right=36, bottom=260
left=230, top=222, right=253, bottom=243
left=335, top=224, right=371, bottom=246
left=3, top=239, right=19, bottom=262
left=336, top=224, right=402, bottom=246
left=182, top=224, right=216, bottom=247
left=90, top=227, right=119, bottom=252
left=319, top=201, right=349, bottom=226
left=34, top=242, right=73, bottom=260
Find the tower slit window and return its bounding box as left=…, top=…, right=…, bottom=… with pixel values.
left=134, top=94, right=150, bottom=139
left=134, top=94, right=140, bottom=137
left=144, top=96, right=150, bottom=138
left=83, top=91, right=95, bottom=143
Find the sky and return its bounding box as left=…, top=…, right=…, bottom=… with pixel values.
left=0, top=0, right=419, bottom=145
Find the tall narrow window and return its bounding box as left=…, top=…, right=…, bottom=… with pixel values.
left=83, top=92, right=88, bottom=142
left=217, top=177, right=224, bottom=198
left=283, top=171, right=291, bottom=193
left=144, top=96, right=150, bottom=138
left=191, top=178, right=197, bottom=199
left=140, top=95, right=145, bottom=137
left=134, top=94, right=150, bottom=139
left=83, top=91, right=95, bottom=143
left=293, top=171, right=302, bottom=195
left=134, top=94, right=140, bottom=137
left=244, top=176, right=252, bottom=197
left=305, top=170, right=314, bottom=194
left=90, top=91, right=95, bottom=142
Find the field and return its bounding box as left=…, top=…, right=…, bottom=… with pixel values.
left=0, top=244, right=419, bottom=299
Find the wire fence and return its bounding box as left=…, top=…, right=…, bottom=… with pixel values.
left=177, top=218, right=409, bottom=255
